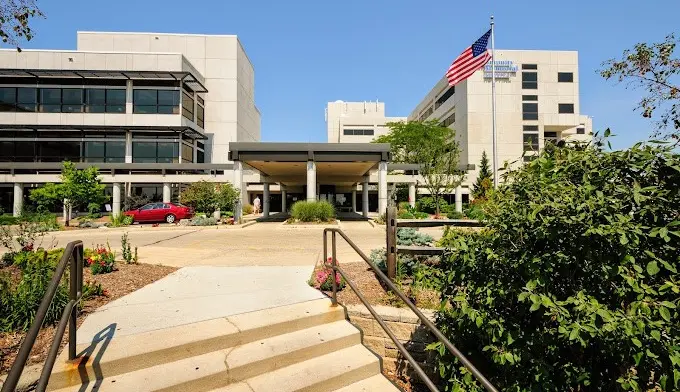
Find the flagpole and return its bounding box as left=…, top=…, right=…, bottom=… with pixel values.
left=490, top=16, right=499, bottom=188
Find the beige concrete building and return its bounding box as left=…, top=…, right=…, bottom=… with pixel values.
left=326, top=100, right=406, bottom=143
left=410, top=49, right=592, bottom=191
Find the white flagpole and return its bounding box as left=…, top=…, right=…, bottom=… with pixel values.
left=490, top=16, right=499, bottom=188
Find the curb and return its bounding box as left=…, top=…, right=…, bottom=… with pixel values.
left=241, top=221, right=257, bottom=229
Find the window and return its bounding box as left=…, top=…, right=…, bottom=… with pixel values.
left=181, top=143, right=193, bottom=163
left=558, top=103, right=574, bottom=114
left=544, top=131, right=559, bottom=145
left=197, top=141, right=205, bottom=150
left=196, top=103, right=205, bottom=128
left=522, top=103, right=538, bottom=120
left=37, top=141, right=80, bottom=162
left=523, top=134, right=539, bottom=152
left=61, top=89, right=83, bottom=113
left=558, top=72, right=574, bottom=82
left=197, top=96, right=204, bottom=105
left=182, top=91, right=194, bottom=120
left=17, top=88, right=37, bottom=112
left=522, top=72, right=538, bottom=89
left=434, top=86, right=455, bottom=109
left=522, top=95, right=538, bottom=101
left=133, top=89, right=180, bottom=114
left=0, top=87, right=16, bottom=111
left=343, top=129, right=374, bottom=136
left=522, top=64, right=538, bottom=70
left=419, top=106, right=434, bottom=121
left=577, top=127, right=585, bottom=135
left=40, top=88, right=61, bottom=112
left=84, top=141, right=125, bottom=163
left=133, top=141, right=178, bottom=163
left=0, top=141, right=35, bottom=162
left=523, top=155, right=537, bottom=163
left=523, top=125, right=539, bottom=132
left=440, top=112, right=455, bottom=127
left=197, top=149, right=205, bottom=163
left=140, top=204, right=154, bottom=211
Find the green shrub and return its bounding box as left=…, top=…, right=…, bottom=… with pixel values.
left=371, top=228, right=435, bottom=276
left=242, top=203, right=254, bottom=215
left=110, top=214, right=133, bottom=227
left=416, top=196, right=449, bottom=214
left=290, top=201, right=335, bottom=222
left=85, top=245, right=115, bottom=275
left=190, top=216, right=218, bottom=226
left=397, top=210, right=414, bottom=219
left=0, top=215, right=19, bottom=226
left=434, top=141, right=680, bottom=391
left=463, top=201, right=487, bottom=221
left=179, top=181, right=239, bottom=214
left=13, top=248, right=64, bottom=270
left=413, top=211, right=429, bottom=219
left=446, top=210, right=464, bottom=219
left=1, top=251, right=15, bottom=267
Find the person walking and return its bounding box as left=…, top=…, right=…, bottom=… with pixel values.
left=253, top=195, right=261, bottom=214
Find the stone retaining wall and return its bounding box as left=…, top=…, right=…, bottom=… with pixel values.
left=345, top=304, right=438, bottom=379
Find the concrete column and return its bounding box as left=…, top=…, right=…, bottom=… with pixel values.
left=178, top=133, right=183, bottom=164
left=378, top=161, right=388, bottom=215
left=112, top=182, right=121, bottom=217
left=281, top=185, right=287, bottom=213
left=162, top=183, right=171, bottom=203
left=12, top=183, right=23, bottom=217
left=233, top=161, right=243, bottom=222
left=455, top=186, right=463, bottom=213
left=125, top=131, right=133, bottom=163
left=351, top=188, right=357, bottom=213
left=263, top=179, right=270, bottom=217
left=362, top=176, right=369, bottom=217
left=306, top=161, right=316, bottom=202
left=125, top=80, right=133, bottom=114
left=409, top=183, right=416, bottom=208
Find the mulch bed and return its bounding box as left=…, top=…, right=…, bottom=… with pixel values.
left=0, top=262, right=177, bottom=376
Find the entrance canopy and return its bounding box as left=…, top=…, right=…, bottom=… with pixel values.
left=229, top=142, right=391, bottom=186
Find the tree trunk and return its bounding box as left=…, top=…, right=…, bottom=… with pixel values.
left=434, top=194, right=440, bottom=217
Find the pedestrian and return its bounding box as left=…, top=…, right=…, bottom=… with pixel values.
left=253, top=195, right=261, bottom=214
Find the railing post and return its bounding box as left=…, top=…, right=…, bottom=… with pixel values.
left=331, top=231, right=338, bottom=306
left=68, top=246, right=79, bottom=360
left=386, top=206, right=397, bottom=280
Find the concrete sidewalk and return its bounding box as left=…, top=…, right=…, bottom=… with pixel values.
left=76, top=266, right=325, bottom=342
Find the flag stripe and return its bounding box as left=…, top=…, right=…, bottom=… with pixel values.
left=446, top=29, right=492, bottom=86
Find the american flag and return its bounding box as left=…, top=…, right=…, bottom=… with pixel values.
left=446, top=29, right=492, bottom=86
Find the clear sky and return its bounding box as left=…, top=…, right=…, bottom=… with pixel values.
left=18, top=0, right=680, bottom=149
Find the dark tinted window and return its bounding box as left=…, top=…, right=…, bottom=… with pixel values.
left=558, top=103, right=574, bottom=113
left=0, top=88, right=16, bottom=111
left=522, top=103, right=538, bottom=120
left=522, top=95, right=538, bottom=101
left=558, top=72, right=574, bottom=82
left=182, top=91, right=194, bottom=120
left=523, top=125, right=539, bottom=132
left=435, top=86, right=455, bottom=109
left=522, top=72, right=538, bottom=89
left=523, top=134, right=539, bottom=151
left=577, top=127, right=585, bottom=134
left=522, top=64, right=538, bottom=70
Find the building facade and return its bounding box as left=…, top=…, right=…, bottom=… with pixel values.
left=0, top=31, right=260, bottom=215
left=409, top=50, right=592, bottom=193
left=326, top=100, right=406, bottom=143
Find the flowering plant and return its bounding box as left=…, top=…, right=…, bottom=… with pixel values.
left=86, top=245, right=115, bottom=275
left=308, top=257, right=346, bottom=291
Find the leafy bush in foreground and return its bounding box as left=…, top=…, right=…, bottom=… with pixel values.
left=434, top=141, right=680, bottom=391
left=290, top=201, right=335, bottom=222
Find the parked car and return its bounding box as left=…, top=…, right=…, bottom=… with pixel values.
left=124, top=202, right=194, bottom=224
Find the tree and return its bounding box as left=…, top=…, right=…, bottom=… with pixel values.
left=0, top=0, right=43, bottom=49
left=179, top=181, right=240, bottom=214
left=375, top=120, right=465, bottom=216
left=29, top=162, right=108, bottom=225
left=600, top=33, right=680, bottom=142
left=472, top=151, right=492, bottom=200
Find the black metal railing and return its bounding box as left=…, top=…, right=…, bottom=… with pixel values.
left=2, top=240, right=84, bottom=392
left=322, top=228, right=497, bottom=392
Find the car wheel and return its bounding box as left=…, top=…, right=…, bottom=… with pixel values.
left=165, top=214, right=176, bottom=224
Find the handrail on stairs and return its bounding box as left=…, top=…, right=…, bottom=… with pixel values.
left=2, top=240, right=84, bottom=392
left=322, top=228, right=497, bottom=392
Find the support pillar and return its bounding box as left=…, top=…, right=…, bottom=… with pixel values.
left=378, top=161, right=387, bottom=215
left=112, top=182, right=121, bottom=217
left=162, top=183, right=171, bottom=203
left=281, top=185, right=287, bottom=213
left=455, top=186, right=463, bottom=213
left=263, top=179, right=270, bottom=217
left=306, top=161, right=316, bottom=202
left=125, top=131, right=133, bottom=163
left=351, top=187, right=357, bottom=213
left=408, top=183, right=416, bottom=208
left=12, top=183, right=23, bottom=217
left=362, top=176, right=369, bottom=217
left=233, top=160, right=243, bottom=222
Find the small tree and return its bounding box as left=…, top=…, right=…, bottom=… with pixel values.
left=375, top=120, right=465, bottom=216
left=29, top=162, right=108, bottom=226
left=215, top=183, right=240, bottom=212
left=179, top=181, right=240, bottom=214
left=600, top=33, right=680, bottom=142
left=0, top=0, right=43, bottom=49
left=472, top=151, right=492, bottom=200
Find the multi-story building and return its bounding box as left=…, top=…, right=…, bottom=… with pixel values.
left=326, top=100, right=406, bottom=143
left=409, top=49, right=592, bottom=194
left=0, top=31, right=260, bottom=215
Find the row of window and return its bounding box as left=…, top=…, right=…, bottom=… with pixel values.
left=440, top=112, right=455, bottom=127
left=522, top=102, right=576, bottom=119
left=343, top=129, right=374, bottom=136
left=434, top=86, right=455, bottom=109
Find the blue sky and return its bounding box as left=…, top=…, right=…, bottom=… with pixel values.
left=19, top=0, right=680, bottom=149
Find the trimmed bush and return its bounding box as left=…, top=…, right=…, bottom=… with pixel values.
left=290, top=201, right=335, bottom=222
left=242, top=203, right=254, bottom=215
left=434, top=141, right=680, bottom=391
left=0, top=215, right=19, bottom=226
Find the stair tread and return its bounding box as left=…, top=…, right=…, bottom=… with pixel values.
left=48, top=298, right=344, bottom=390
left=50, top=320, right=360, bottom=392
left=333, top=374, right=401, bottom=391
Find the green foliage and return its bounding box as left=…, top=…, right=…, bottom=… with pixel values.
left=472, top=151, right=493, bottom=200
left=417, top=196, right=449, bottom=215
left=376, top=120, right=465, bottom=215
left=110, top=214, right=133, bottom=227
left=13, top=248, right=63, bottom=270
left=600, top=33, right=679, bottom=142
left=446, top=210, right=464, bottom=219
left=463, top=201, right=487, bottom=221
left=434, top=141, right=680, bottom=391
left=180, top=181, right=240, bottom=214
left=61, top=161, right=109, bottom=215
left=242, top=203, right=254, bottom=215
left=121, top=233, right=137, bottom=264
left=0, top=0, right=43, bottom=48
left=86, top=245, right=115, bottom=275
left=0, top=251, right=69, bottom=332
left=82, top=281, right=105, bottom=300
left=290, top=201, right=336, bottom=222
left=0, top=214, right=19, bottom=225
left=29, top=182, right=63, bottom=212
left=371, top=228, right=435, bottom=276
left=189, top=216, right=218, bottom=226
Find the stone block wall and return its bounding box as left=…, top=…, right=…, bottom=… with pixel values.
left=345, top=304, right=438, bottom=380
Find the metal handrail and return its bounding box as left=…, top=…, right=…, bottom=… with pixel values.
left=322, top=228, right=497, bottom=392
left=2, top=240, right=84, bottom=392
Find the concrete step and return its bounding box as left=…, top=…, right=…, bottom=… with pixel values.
left=50, top=320, right=361, bottom=392
left=48, top=299, right=344, bottom=391
left=333, top=374, right=402, bottom=391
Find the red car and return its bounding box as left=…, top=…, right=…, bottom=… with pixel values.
left=124, top=202, right=194, bottom=224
